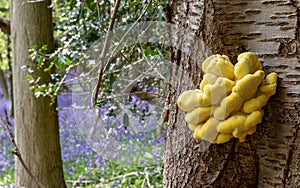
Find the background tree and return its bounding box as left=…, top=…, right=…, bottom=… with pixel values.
left=163, top=0, right=300, bottom=187
left=1, top=0, right=168, bottom=186
left=0, top=1, right=12, bottom=114
left=11, top=0, right=66, bottom=187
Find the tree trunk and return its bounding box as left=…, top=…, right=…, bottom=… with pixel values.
left=163, top=0, right=300, bottom=187
left=0, top=69, right=8, bottom=99
left=11, top=1, right=66, bottom=187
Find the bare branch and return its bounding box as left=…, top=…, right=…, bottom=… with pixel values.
left=95, top=0, right=102, bottom=23
left=0, top=16, right=10, bottom=35
left=0, top=116, right=46, bottom=188
left=105, top=0, right=152, bottom=70
left=92, top=0, right=121, bottom=108
left=145, top=171, right=154, bottom=188
left=92, top=0, right=153, bottom=108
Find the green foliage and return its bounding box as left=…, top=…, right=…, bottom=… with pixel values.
left=0, top=168, right=14, bottom=186
left=23, top=0, right=168, bottom=187
left=0, top=0, right=10, bottom=70
left=0, top=33, right=9, bottom=70
left=0, top=1, right=9, bottom=19
left=0, top=156, right=162, bottom=188
left=2, top=0, right=169, bottom=187
left=27, top=0, right=168, bottom=101
left=65, top=162, right=163, bottom=188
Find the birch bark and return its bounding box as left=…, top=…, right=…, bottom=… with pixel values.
left=163, top=1, right=300, bottom=187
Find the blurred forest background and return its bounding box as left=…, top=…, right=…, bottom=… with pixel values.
left=0, top=0, right=168, bottom=187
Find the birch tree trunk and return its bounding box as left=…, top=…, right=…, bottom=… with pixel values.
left=163, top=0, right=300, bottom=187
left=11, top=1, right=66, bottom=187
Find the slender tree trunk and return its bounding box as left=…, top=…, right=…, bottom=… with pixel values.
left=163, top=0, right=300, bottom=187
left=11, top=1, right=66, bottom=187
left=0, top=69, right=8, bottom=99
left=7, top=36, right=14, bottom=116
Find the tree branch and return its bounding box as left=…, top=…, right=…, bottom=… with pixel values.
left=92, top=0, right=153, bottom=108
left=0, top=116, right=46, bottom=188
left=0, top=16, right=10, bottom=35
left=91, top=0, right=121, bottom=108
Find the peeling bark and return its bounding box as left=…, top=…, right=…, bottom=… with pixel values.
left=163, top=0, right=300, bottom=187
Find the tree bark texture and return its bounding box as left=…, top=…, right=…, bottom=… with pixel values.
left=163, top=0, right=300, bottom=187
left=11, top=1, right=66, bottom=187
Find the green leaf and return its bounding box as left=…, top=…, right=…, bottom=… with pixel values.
left=37, top=56, right=45, bottom=69
left=29, top=45, right=37, bottom=50
left=34, top=86, right=46, bottom=93
left=128, top=0, right=140, bottom=8
left=123, top=113, right=129, bottom=127
left=26, top=74, right=33, bottom=81
left=65, top=57, right=72, bottom=66
left=40, top=45, right=48, bottom=51
left=70, top=0, right=76, bottom=10
left=51, top=85, right=58, bottom=93
left=44, top=61, right=54, bottom=72
left=134, top=179, right=143, bottom=186
left=54, top=56, right=64, bottom=69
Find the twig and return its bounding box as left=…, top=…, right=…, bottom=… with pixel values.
left=95, top=0, right=102, bottom=22
left=0, top=116, right=46, bottom=188
left=145, top=171, right=154, bottom=188
left=101, top=0, right=153, bottom=80
left=92, top=0, right=153, bottom=108
left=53, top=65, right=74, bottom=96
left=67, top=170, right=157, bottom=187
left=121, top=57, right=164, bottom=95
left=105, top=0, right=152, bottom=71
left=87, top=108, right=100, bottom=140
left=96, top=91, right=166, bottom=105
left=92, top=0, right=121, bottom=108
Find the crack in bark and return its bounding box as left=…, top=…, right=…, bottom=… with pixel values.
left=254, top=148, right=260, bottom=188
left=211, top=140, right=236, bottom=186
left=282, top=111, right=300, bottom=186
left=185, top=2, right=189, bottom=17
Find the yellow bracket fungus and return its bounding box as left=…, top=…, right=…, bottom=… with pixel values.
left=234, top=52, right=263, bottom=79
left=177, top=52, right=277, bottom=144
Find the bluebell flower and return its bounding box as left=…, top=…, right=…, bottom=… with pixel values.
left=112, top=180, right=120, bottom=188
left=69, top=166, right=75, bottom=175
